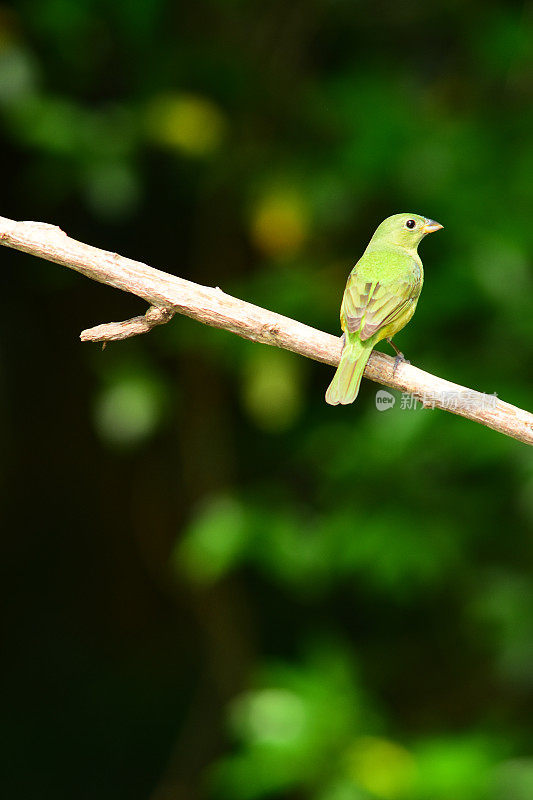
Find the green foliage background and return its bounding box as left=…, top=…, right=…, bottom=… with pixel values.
left=1, top=1, right=532, bottom=798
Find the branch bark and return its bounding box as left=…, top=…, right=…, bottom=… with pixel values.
left=1, top=215, right=531, bottom=445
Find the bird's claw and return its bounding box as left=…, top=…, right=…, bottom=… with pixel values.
left=393, top=352, right=410, bottom=377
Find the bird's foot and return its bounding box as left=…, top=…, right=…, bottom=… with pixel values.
left=393, top=352, right=410, bottom=377
left=387, top=338, right=410, bottom=377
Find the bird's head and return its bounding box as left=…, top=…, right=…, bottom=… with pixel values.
left=371, top=213, right=443, bottom=252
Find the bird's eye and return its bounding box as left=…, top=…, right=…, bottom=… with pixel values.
left=405, top=219, right=416, bottom=229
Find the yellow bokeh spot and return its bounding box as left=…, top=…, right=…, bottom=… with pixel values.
left=146, top=92, right=226, bottom=156
left=346, top=736, right=416, bottom=799
left=242, top=349, right=303, bottom=431
left=250, top=190, right=309, bottom=256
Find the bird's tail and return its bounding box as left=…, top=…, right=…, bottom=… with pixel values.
left=325, top=337, right=373, bottom=405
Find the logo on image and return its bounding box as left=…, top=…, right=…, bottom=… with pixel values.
left=375, top=390, right=395, bottom=411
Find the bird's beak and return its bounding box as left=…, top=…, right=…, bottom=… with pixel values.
left=421, top=218, right=443, bottom=234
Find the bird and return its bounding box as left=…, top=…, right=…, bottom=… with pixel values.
left=325, top=213, right=443, bottom=405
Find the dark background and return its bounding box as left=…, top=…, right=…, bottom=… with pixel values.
left=1, top=1, right=532, bottom=798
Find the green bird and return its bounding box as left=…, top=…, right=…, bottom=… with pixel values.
left=325, top=213, right=443, bottom=405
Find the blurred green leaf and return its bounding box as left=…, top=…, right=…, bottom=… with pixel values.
left=176, top=495, right=250, bottom=583
left=93, top=370, right=166, bottom=448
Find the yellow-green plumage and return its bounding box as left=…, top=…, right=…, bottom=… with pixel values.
left=326, top=213, right=443, bottom=405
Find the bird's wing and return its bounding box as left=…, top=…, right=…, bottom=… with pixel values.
left=342, top=274, right=416, bottom=340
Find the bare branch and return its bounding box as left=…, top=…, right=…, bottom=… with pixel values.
left=1, top=215, right=531, bottom=446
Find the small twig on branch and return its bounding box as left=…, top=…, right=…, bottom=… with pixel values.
left=0, top=215, right=531, bottom=445
left=80, top=305, right=175, bottom=342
